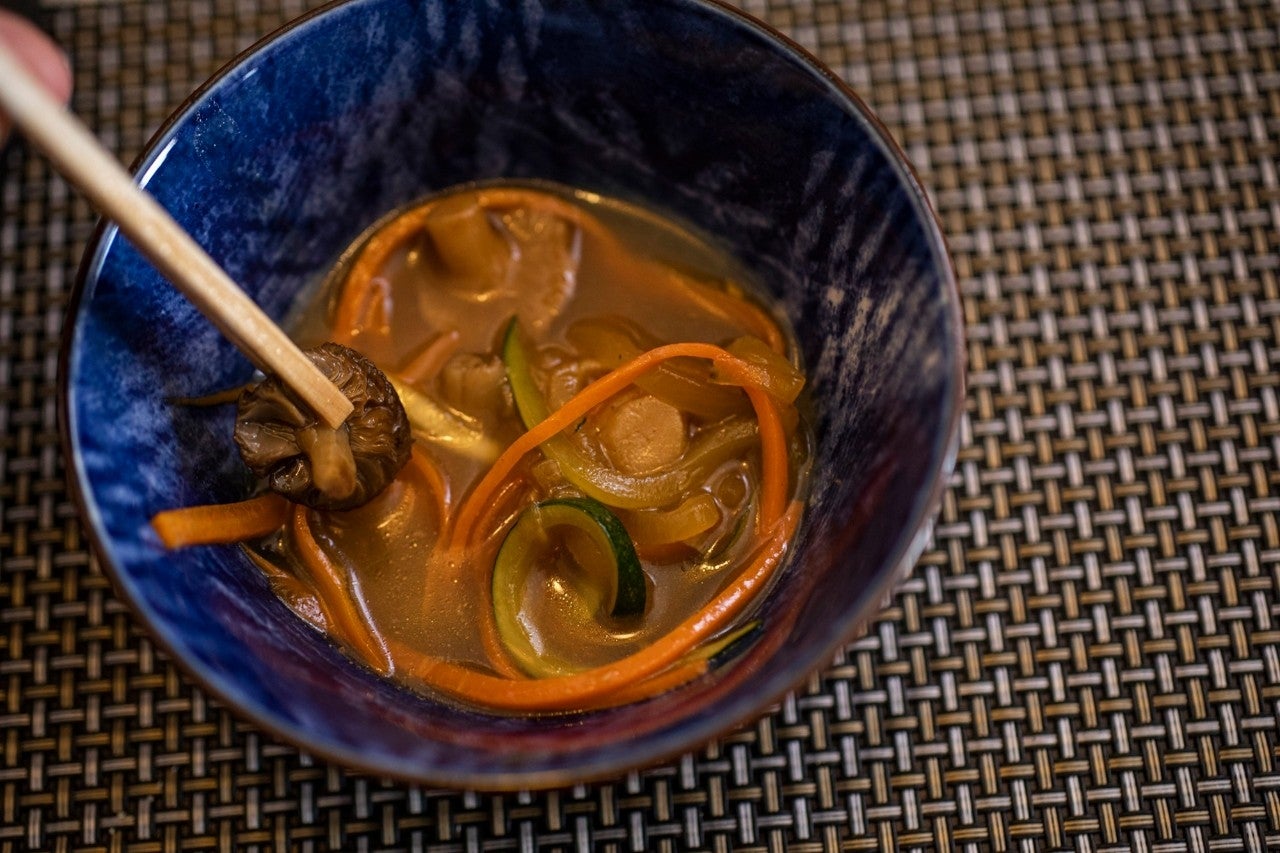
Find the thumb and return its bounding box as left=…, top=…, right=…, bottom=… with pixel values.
left=0, top=10, right=74, bottom=143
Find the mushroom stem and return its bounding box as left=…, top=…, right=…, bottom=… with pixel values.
left=297, top=425, right=359, bottom=503
left=235, top=343, right=412, bottom=510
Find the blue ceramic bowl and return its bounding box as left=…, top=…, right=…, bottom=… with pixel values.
left=62, top=0, right=963, bottom=788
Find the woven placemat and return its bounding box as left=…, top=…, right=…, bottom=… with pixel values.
left=3, top=0, right=1279, bottom=849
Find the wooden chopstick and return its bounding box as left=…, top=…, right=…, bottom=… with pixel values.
left=0, top=43, right=353, bottom=429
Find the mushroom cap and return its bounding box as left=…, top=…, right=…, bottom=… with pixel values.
left=234, top=343, right=412, bottom=510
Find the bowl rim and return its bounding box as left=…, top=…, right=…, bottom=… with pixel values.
left=57, top=0, right=966, bottom=789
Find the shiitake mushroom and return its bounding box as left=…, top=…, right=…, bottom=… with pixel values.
left=234, top=343, right=411, bottom=510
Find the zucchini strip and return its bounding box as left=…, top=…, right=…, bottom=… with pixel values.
left=493, top=497, right=646, bottom=678
left=395, top=502, right=801, bottom=711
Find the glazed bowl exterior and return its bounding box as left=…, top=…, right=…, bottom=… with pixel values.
left=62, top=0, right=963, bottom=788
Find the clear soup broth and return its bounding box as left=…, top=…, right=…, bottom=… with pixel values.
left=248, top=181, right=811, bottom=713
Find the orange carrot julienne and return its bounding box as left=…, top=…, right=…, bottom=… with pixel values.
left=664, top=270, right=787, bottom=355
left=446, top=461, right=527, bottom=552
left=408, top=445, right=451, bottom=530
left=592, top=619, right=764, bottom=709
left=243, top=547, right=315, bottom=606
left=392, top=502, right=800, bottom=712
left=291, top=507, right=393, bottom=675
left=385, top=638, right=700, bottom=711
left=151, top=493, right=290, bottom=549
left=448, top=342, right=785, bottom=549
left=343, top=207, right=436, bottom=299
left=432, top=469, right=527, bottom=680
left=397, top=328, right=462, bottom=385
left=592, top=658, right=708, bottom=709
left=744, top=385, right=788, bottom=529
left=333, top=274, right=392, bottom=345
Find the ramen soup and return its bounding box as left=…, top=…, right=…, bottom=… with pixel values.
left=153, top=182, right=811, bottom=714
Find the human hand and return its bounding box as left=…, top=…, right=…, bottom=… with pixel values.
left=0, top=9, right=73, bottom=143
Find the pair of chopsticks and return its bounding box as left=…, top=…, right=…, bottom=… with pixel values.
left=0, top=43, right=353, bottom=429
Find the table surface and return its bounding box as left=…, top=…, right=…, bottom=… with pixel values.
left=4, top=0, right=1280, bottom=850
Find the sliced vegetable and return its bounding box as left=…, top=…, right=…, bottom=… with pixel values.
left=390, top=618, right=763, bottom=712
left=396, top=502, right=801, bottom=712
left=388, top=375, right=504, bottom=463
left=436, top=351, right=509, bottom=417
left=150, top=493, right=290, bottom=549
left=659, top=270, right=788, bottom=355
left=620, top=492, right=720, bottom=546
left=596, top=393, right=687, bottom=474
left=493, top=497, right=646, bottom=677
left=719, top=336, right=805, bottom=404
left=453, top=334, right=786, bottom=549
left=501, top=319, right=757, bottom=510
left=332, top=273, right=392, bottom=348
left=579, top=619, right=763, bottom=709
left=566, top=318, right=750, bottom=420
left=421, top=193, right=508, bottom=280
left=501, top=317, right=548, bottom=421
left=396, top=328, right=462, bottom=385
left=290, top=507, right=392, bottom=674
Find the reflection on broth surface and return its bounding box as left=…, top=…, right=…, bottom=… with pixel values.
left=157, top=181, right=812, bottom=713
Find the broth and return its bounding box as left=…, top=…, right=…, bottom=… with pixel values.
left=167, top=181, right=812, bottom=713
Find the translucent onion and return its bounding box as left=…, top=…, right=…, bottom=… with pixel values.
left=620, top=492, right=721, bottom=546
left=566, top=318, right=750, bottom=420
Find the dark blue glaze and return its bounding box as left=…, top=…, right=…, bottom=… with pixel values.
left=62, top=0, right=963, bottom=788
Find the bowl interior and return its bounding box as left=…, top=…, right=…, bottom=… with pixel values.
left=64, top=0, right=961, bottom=787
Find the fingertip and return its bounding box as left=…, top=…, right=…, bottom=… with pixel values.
left=0, top=9, right=74, bottom=107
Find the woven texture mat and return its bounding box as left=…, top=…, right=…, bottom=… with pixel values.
left=4, top=0, right=1280, bottom=849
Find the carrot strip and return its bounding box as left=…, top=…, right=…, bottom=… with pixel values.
left=333, top=274, right=392, bottom=346
left=582, top=620, right=763, bottom=709
left=397, top=329, right=462, bottom=385
left=438, top=470, right=527, bottom=680
left=387, top=642, right=700, bottom=711
left=593, top=658, right=708, bottom=709
left=243, top=548, right=319, bottom=618
left=394, top=502, right=800, bottom=712
left=151, top=494, right=290, bottom=549
left=445, top=461, right=518, bottom=546
left=343, top=207, right=437, bottom=301
left=290, top=507, right=393, bottom=674
left=744, top=385, right=788, bottom=529
left=408, top=445, right=451, bottom=530
left=449, top=342, right=784, bottom=549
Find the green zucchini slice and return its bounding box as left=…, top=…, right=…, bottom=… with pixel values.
left=493, top=496, right=646, bottom=677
